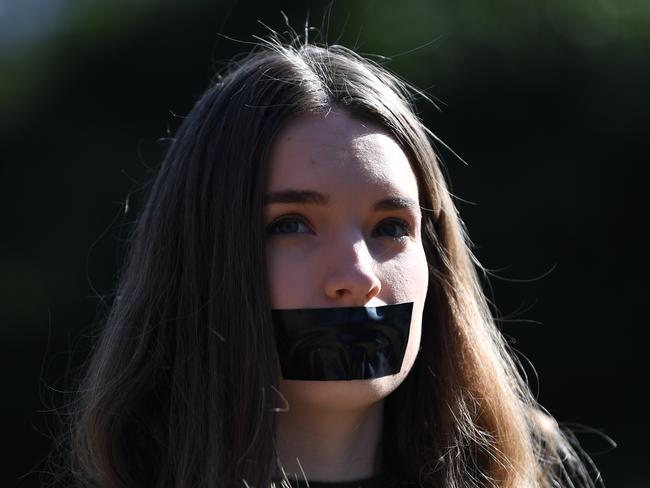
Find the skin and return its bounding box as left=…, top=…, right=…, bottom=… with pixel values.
left=265, top=111, right=429, bottom=482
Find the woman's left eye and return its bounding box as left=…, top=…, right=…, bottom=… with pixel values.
left=372, top=219, right=412, bottom=239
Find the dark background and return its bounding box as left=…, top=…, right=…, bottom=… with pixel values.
left=1, top=1, right=647, bottom=486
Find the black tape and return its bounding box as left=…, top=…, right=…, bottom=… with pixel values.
left=272, top=302, right=413, bottom=381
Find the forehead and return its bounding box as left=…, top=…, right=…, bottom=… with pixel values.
left=267, top=112, right=419, bottom=198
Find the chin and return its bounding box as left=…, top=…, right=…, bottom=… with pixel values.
left=278, top=376, right=398, bottom=412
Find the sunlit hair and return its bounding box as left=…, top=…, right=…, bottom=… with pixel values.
left=64, top=35, right=600, bottom=488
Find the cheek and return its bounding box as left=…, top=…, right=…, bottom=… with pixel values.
left=378, top=245, right=429, bottom=305
left=378, top=244, right=428, bottom=362
left=266, top=250, right=289, bottom=308
left=266, top=248, right=315, bottom=309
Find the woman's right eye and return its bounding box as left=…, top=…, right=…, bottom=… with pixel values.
left=266, top=216, right=312, bottom=236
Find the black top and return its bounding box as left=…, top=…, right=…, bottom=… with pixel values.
left=281, top=475, right=386, bottom=488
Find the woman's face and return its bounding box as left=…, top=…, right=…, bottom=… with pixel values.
left=265, top=111, right=429, bottom=409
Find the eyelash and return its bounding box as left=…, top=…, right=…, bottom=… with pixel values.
left=266, top=215, right=413, bottom=240
left=371, top=218, right=412, bottom=239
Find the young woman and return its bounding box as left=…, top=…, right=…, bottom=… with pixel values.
left=66, top=37, right=599, bottom=487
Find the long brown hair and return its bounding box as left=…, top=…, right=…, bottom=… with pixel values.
left=66, top=36, right=599, bottom=487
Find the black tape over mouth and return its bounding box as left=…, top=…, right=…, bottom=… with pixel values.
left=272, top=302, right=413, bottom=381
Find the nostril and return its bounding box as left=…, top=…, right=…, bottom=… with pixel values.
left=323, top=259, right=381, bottom=303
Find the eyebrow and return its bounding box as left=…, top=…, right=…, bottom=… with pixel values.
left=373, top=196, right=420, bottom=212
left=264, top=189, right=419, bottom=212
left=264, top=190, right=329, bottom=206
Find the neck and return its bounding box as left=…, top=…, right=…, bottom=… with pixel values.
left=275, top=399, right=384, bottom=482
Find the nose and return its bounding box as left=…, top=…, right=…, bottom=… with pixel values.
left=323, top=238, right=381, bottom=305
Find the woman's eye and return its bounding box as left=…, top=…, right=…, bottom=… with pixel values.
left=266, top=216, right=312, bottom=236
left=372, top=219, right=412, bottom=239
